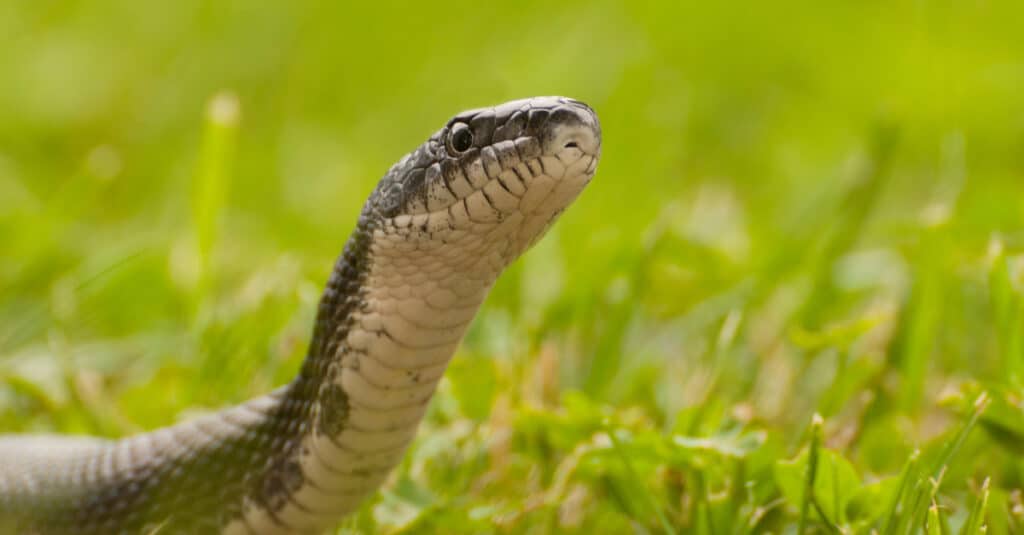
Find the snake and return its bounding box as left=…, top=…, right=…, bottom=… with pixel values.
left=0, top=96, right=602, bottom=534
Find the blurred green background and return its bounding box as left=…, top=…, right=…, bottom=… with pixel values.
left=2, top=1, right=1024, bottom=532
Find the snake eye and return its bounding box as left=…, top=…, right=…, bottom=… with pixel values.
left=448, top=123, right=474, bottom=153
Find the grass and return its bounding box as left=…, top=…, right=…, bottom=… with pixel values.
left=2, top=1, right=1024, bottom=533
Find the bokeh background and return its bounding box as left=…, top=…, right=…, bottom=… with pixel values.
left=2, top=2, right=1024, bottom=532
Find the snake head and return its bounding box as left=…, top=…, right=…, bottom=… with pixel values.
left=367, top=96, right=601, bottom=268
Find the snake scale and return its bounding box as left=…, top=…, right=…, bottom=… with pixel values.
left=0, top=96, right=602, bottom=534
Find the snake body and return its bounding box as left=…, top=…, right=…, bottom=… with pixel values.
left=0, top=97, right=601, bottom=534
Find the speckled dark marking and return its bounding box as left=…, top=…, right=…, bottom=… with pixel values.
left=259, top=459, right=304, bottom=512
left=318, top=383, right=350, bottom=437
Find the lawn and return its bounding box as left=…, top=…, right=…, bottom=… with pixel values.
left=1, top=2, right=1023, bottom=533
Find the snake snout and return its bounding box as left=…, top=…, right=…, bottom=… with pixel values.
left=544, top=99, right=602, bottom=158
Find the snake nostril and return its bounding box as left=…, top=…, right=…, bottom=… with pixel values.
left=564, top=141, right=579, bottom=149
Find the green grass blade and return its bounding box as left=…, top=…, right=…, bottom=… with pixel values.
left=927, top=503, right=942, bottom=535
left=881, top=450, right=920, bottom=535
left=798, top=414, right=823, bottom=535
left=931, top=393, right=989, bottom=481
left=191, top=91, right=241, bottom=302
left=959, top=478, right=990, bottom=535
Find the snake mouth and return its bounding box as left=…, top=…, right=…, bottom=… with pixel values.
left=384, top=146, right=599, bottom=234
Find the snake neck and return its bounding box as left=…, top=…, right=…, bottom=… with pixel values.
left=215, top=211, right=501, bottom=533
left=301, top=209, right=499, bottom=432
